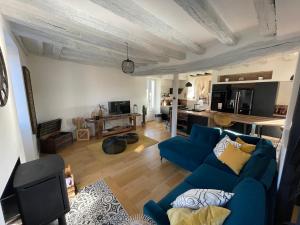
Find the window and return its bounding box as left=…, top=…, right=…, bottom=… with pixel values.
left=147, top=79, right=156, bottom=111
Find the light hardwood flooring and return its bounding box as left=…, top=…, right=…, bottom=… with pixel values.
left=58, top=121, right=189, bottom=215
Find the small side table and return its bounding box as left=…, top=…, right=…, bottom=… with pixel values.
left=76, top=128, right=90, bottom=141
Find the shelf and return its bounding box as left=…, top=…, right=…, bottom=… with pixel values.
left=218, top=71, right=273, bottom=83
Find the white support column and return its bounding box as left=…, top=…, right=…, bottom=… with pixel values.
left=171, top=73, right=179, bottom=137
left=277, top=53, right=300, bottom=188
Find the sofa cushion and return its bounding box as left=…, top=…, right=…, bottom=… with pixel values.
left=185, top=164, right=238, bottom=192
left=224, top=178, right=266, bottom=225
left=236, top=137, right=256, bottom=153
left=218, top=143, right=251, bottom=175
left=159, top=136, right=213, bottom=171
left=189, top=125, right=220, bottom=148
left=158, top=182, right=195, bottom=211
left=221, top=130, right=260, bottom=145
left=171, top=189, right=234, bottom=209
left=204, top=153, right=237, bottom=176
left=213, top=135, right=241, bottom=158
left=167, top=206, right=231, bottom=225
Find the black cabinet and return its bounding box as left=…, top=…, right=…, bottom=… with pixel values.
left=14, top=155, right=70, bottom=225
left=212, top=82, right=278, bottom=117
left=211, top=82, right=280, bottom=136
left=252, top=82, right=278, bottom=116
left=187, top=115, right=208, bottom=134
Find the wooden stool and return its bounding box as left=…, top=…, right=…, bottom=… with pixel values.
left=76, top=128, right=90, bottom=141
left=213, top=113, right=234, bottom=130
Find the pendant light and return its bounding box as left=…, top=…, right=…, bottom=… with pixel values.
left=185, top=82, right=192, bottom=87
left=122, top=42, right=135, bottom=74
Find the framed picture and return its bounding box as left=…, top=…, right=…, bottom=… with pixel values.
left=22, top=66, right=37, bottom=134
left=0, top=47, right=8, bottom=107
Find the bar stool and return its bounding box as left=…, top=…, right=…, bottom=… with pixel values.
left=213, top=113, right=234, bottom=130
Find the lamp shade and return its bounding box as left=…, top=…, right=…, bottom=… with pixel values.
left=122, top=59, right=135, bottom=74
left=185, top=82, right=192, bottom=87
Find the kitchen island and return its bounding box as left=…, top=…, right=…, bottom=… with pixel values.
left=175, top=110, right=285, bottom=137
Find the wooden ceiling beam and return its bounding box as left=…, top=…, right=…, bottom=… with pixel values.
left=0, top=1, right=175, bottom=62
left=174, top=0, right=237, bottom=45
left=134, top=34, right=300, bottom=75
left=91, top=0, right=205, bottom=54
left=15, top=27, right=157, bottom=67
left=10, top=22, right=162, bottom=65
left=0, top=0, right=186, bottom=60
left=253, top=0, right=277, bottom=36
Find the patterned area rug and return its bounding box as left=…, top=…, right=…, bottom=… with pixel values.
left=66, top=180, right=129, bottom=225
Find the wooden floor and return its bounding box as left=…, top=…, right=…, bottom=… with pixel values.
left=58, top=121, right=189, bottom=215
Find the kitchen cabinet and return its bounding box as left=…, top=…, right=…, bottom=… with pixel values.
left=252, top=82, right=278, bottom=116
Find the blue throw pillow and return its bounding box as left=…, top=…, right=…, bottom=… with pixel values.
left=253, top=139, right=276, bottom=159
left=239, top=155, right=271, bottom=181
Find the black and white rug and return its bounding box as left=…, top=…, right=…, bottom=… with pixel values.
left=66, top=180, right=129, bottom=225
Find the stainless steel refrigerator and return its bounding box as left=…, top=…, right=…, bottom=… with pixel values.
left=225, top=89, right=254, bottom=115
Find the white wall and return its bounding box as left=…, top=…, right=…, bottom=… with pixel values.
left=27, top=55, right=148, bottom=131
left=0, top=15, right=34, bottom=224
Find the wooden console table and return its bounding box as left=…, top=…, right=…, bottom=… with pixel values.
left=86, top=113, right=141, bottom=139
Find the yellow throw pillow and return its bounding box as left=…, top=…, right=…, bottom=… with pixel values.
left=167, top=206, right=231, bottom=225
left=236, top=137, right=256, bottom=153
left=218, top=143, right=251, bottom=175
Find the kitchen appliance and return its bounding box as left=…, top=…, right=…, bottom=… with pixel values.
left=211, top=84, right=254, bottom=115
left=226, top=88, right=254, bottom=115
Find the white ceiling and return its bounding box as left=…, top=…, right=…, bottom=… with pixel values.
left=0, top=0, right=300, bottom=75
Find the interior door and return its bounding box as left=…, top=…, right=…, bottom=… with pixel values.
left=147, top=79, right=157, bottom=120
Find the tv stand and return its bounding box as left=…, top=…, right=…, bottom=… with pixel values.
left=87, top=113, right=141, bottom=138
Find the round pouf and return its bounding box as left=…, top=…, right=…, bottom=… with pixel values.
left=102, top=136, right=127, bottom=154
left=123, top=133, right=139, bottom=144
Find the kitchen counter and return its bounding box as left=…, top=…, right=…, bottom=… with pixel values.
left=177, top=109, right=285, bottom=136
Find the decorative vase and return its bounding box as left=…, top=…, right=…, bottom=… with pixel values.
left=133, top=104, right=138, bottom=114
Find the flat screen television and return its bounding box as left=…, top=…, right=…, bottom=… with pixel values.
left=108, top=101, right=131, bottom=114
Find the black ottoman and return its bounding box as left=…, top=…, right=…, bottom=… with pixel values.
left=102, top=136, right=127, bottom=154
left=123, top=133, right=139, bottom=144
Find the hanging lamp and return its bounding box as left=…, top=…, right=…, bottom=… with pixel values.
left=185, top=82, right=192, bottom=87
left=122, top=42, right=135, bottom=74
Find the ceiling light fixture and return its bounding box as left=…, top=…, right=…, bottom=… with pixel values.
left=185, top=82, right=192, bottom=87
left=122, top=42, right=135, bottom=74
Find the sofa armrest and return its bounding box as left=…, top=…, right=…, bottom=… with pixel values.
left=144, top=200, right=170, bottom=225
left=259, top=159, right=277, bottom=190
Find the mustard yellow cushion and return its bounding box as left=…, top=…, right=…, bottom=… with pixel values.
left=218, top=143, right=251, bottom=175
left=167, top=206, right=231, bottom=225
left=236, top=137, right=256, bottom=153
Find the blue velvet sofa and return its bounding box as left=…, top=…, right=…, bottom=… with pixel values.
left=144, top=125, right=277, bottom=225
